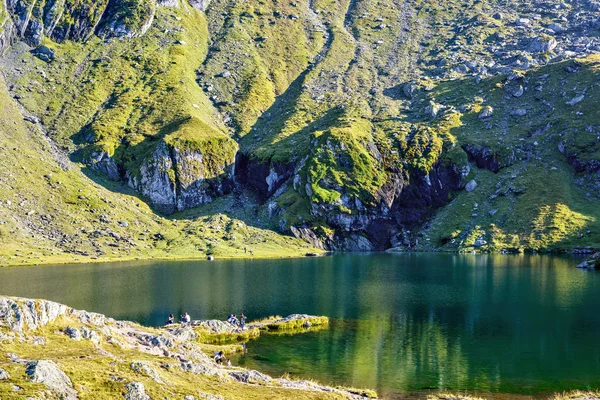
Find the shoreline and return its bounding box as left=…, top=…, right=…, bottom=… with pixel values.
left=1, top=247, right=593, bottom=268
left=0, top=296, right=375, bottom=399
left=1, top=248, right=593, bottom=268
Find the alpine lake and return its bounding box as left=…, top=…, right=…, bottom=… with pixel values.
left=1, top=253, right=598, bottom=399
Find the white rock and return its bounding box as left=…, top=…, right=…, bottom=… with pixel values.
left=465, top=180, right=478, bottom=192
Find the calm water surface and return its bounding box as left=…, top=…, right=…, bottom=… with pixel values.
left=0, top=253, right=598, bottom=398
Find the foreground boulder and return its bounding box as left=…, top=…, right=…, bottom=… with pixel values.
left=26, top=360, right=78, bottom=400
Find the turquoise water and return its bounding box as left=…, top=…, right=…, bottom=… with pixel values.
left=0, top=253, right=598, bottom=398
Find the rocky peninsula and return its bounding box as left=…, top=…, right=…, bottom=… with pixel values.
left=0, top=296, right=372, bottom=399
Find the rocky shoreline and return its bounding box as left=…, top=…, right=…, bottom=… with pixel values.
left=0, top=296, right=373, bottom=399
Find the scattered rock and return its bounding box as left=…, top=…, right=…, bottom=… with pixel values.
left=479, top=106, right=494, bottom=119
left=229, top=370, right=272, bottom=384
left=513, top=86, right=524, bottom=98
left=426, top=101, right=443, bottom=119
left=130, top=361, right=163, bottom=383
left=0, top=367, right=10, bottom=380
left=65, top=327, right=81, bottom=340
left=80, top=327, right=100, bottom=344
left=566, top=95, right=584, bottom=106
left=465, top=180, right=478, bottom=192
left=529, top=35, right=557, bottom=53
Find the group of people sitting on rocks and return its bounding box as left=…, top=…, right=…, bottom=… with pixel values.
left=165, top=312, right=191, bottom=325
left=227, top=313, right=247, bottom=329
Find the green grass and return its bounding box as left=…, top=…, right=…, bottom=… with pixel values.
left=411, top=55, right=600, bottom=252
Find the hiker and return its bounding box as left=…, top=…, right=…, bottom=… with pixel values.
left=249, top=248, right=254, bottom=255
left=181, top=312, right=191, bottom=324
left=225, top=357, right=231, bottom=367
left=214, top=351, right=224, bottom=364
left=166, top=314, right=174, bottom=325
left=240, top=313, right=247, bottom=329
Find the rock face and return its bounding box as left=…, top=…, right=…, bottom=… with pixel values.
left=462, top=144, right=512, bottom=173
left=240, top=155, right=463, bottom=251
left=1, top=0, right=165, bottom=51
left=127, top=141, right=236, bottom=214
left=0, top=297, right=108, bottom=332
left=26, top=360, right=78, bottom=400
left=96, top=0, right=156, bottom=39
left=0, top=297, right=68, bottom=332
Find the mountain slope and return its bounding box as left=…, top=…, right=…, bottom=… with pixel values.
left=0, top=71, right=318, bottom=266
left=0, top=0, right=599, bottom=260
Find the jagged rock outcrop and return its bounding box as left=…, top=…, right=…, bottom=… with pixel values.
left=127, top=140, right=236, bottom=214
left=0, top=0, right=170, bottom=52
left=242, top=153, right=464, bottom=251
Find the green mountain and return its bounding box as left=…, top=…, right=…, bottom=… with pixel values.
left=1, top=0, right=599, bottom=265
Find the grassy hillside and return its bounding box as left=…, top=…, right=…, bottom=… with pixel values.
left=0, top=71, right=320, bottom=266
left=0, top=0, right=599, bottom=259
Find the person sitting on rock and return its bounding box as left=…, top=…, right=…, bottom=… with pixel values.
left=181, top=312, right=191, bottom=324
left=239, top=313, right=247, bottom=329
left=166, top=314, right=174, bottom=325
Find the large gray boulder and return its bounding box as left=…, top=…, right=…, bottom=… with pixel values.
left=124, top=382, right=151, bottom=400
left=26, top=360, right=78, bottom=400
